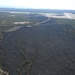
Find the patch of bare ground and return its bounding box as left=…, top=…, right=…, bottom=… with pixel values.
left=9, top=11, right=31, bottom=14
left=39, top=13, right=75, bottom=19
left=13, top=21, right=30, bottom=25
left=0, top=68, right=9, bottom=75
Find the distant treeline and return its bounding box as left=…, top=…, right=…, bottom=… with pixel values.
left=0, top=8, right=75, bottom=13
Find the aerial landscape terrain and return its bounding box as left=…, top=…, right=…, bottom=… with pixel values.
left=0, top=8, right=75, bottom=75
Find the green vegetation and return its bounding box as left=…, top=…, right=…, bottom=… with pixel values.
left=0, top=9, right=75, bottom=75
left=0, top=12, right=48, bottom=32
left=0, top=13, right=33, bottom=32
left=0, top=12, right=48, bottom=75
left=0, top=12, right=46, bottom=40
left=55, top=18, right=75, bottom=28
left=55, top=18, right=75, bottom=38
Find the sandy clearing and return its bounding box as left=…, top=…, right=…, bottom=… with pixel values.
left=27, top=25, right=32, bottom=27
left=39, top=13, right=75, bottom=19
left=64, top=13, right=75, bottom=19
left=64, top=13, right=72, bottom=19
left=8, top=15, right=15, bottom=17
left=13, top=21, right=30, bottom=25
left=9, top=11, right=31, bottom=14
left=39, top=13, right=66, bottom=18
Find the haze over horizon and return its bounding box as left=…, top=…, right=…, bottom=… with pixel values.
left=0, top=0, right=75, bottom=10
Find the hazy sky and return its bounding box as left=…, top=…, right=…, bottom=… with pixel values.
left=0, top=0, right=75, bottom=10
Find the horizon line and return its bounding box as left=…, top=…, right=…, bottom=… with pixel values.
left=0, top=7, right=75, bottom=11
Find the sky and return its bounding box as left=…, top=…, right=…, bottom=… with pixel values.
left=0, top=0, right=75, bottom=10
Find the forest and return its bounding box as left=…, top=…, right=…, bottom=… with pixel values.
left=0, top=8, right=75, bottom=75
